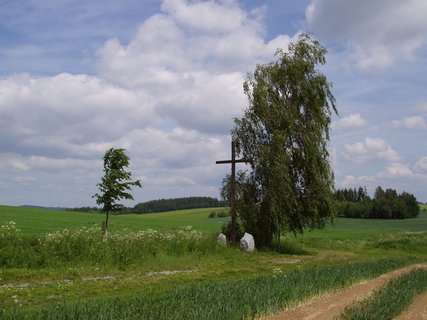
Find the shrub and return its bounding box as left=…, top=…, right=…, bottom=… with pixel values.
left=217, top=211, right=230, bottom=218
left=221, top=221, right=245, bottom=242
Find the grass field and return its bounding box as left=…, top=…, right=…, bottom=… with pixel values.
left=0, top=204, right=426, bottom=318
left=1, top=204, right=426, bottom=237
left=0, top=205, right=230, bottom=234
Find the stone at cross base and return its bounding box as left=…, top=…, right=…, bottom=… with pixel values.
left=217, top=233, right=227, bottom=245
left=240, top=232, right=255, bottom=252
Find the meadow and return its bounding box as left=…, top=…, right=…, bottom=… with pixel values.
left=0, top=204, right=426, bottom=318
left=0, top=205, right=230, bottom=234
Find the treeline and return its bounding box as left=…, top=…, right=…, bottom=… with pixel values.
left=335, top=186, right=419, bottom=219
left=67, top=197, right=226, bottom=214
left=133, top=197, right=226, bottom=214
left=66, top=206, right=100, bottom=213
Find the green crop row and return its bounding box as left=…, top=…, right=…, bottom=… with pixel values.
left=340, top=267, right=427, bottom=319
left=1, top=258, right=411, bottom=320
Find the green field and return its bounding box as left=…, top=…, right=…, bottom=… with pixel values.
left=1, top=204, right=426, bottom=237
left=0, top=205, right=426, bottom=318
left=0, top=205, right=230, bottom=234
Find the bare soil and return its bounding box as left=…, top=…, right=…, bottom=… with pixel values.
left=259, top=263, right=427, bottom=320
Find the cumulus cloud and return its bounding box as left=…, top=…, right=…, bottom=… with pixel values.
left=97, top=0, right=289, bottom=82
left=0, top=73, right=156, bottom=158
left=335, top=174, right=376, bottom=192
left=415, top=156, right=427, bottom=172
left=161, top=0, right=247, bottom=33
left=377, top=162, right=413, bottom=179
left=343, top=137, right=400, bottom=163
left=95, top=0, right=293, bottom=134
left=391, top=116, right=427, bottom=130
left=305, top=0, right=427, bottom=70
left=1, top=0, right=300, bottom=206
left=2, top=0, right=296, bottom=206
left=333, top=113, right=367, bottom=129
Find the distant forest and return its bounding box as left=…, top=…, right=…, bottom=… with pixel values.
left=132, top=197, right=227, bottom=214
left=334, top=186, right=419, bottom=219
left=67, top=197, right=227, bottom=214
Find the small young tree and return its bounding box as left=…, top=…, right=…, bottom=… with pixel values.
left=93, top=148, right=142, bottom=239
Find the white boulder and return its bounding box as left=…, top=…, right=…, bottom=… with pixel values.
left=240, top=232, right=255, bottom=252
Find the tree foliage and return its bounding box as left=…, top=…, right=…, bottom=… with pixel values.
left=335, top=186, right=419, bottom=219
left=133, top=197, right=226, bottom=214
left=231, top=34, right=337, bottom=247
left=93, top=148, right=142, bottom=235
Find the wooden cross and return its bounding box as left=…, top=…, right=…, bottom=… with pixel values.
left=216, top=139, right=250, bottom=244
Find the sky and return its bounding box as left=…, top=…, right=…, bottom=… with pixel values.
left=1, top=0, right=427, bottom=207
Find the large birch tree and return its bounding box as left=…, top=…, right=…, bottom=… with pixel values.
left=232, top=34, right=338, bottom=247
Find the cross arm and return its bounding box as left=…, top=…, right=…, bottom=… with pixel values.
left=216, top=159, right=251, bottom=165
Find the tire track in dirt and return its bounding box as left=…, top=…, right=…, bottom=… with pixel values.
left=259, top=263, right=427, bottom=320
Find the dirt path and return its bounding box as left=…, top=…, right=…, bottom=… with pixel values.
left=260, top=263, right=427, bottom=320
left=395, top=291, right=427, bottom=320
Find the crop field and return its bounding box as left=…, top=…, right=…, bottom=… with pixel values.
left=0, top=205, right=426, bottom=319
left=0, top=205, right=230, bottom=234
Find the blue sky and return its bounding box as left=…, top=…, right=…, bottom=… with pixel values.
left=1, top=0, right=426, bottom=207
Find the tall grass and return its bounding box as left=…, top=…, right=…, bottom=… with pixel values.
left=0, top=221, right=223, bottom=269
left=340, top=268, right=427, bottom=320
left=1, top=259, right=411, bottom=320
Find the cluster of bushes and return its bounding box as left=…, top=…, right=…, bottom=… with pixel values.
left=0, top=222, right=224, bottom=269
left=335, top=186, right=419, bottom=219
left=208, top=210, right=231, bottom=218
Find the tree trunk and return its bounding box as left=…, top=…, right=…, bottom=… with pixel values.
left=105, top=211, right=109, bottom=241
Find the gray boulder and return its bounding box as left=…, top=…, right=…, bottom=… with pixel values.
left=217, top=233, right=227, bottom=245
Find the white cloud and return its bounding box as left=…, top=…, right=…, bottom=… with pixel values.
left=415, top=156, right=427, bottom=172
left=0, top=73, right=156, bottom=158
left=3, top=0, right=301, bottom=206
left=306, top=0, right=427, bottom=70
left=343, top=137, right=400, bottom=163
left=391, top=116, right=427, bottom=130
left=337, top=174, right=375, bottom=189
left=95, top=0, right=293, bottom=134
left=97, top=1, right=288, bottom=86
left=377, top=162, right=413, bottom=179
left=161, top=0, right=247, bottom=34
left=333, top=113, right=367, bottom=129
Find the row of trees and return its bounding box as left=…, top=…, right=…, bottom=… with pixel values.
left=335, top=186, right=419, bottom=219
left=133, top=197, right=226, bottom=214
left=70, top=197, right=225, bottom=214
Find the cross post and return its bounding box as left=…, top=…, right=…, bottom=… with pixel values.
left=216, top=139, right=250, bottom=244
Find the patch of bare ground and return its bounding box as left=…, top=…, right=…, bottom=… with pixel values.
left=259, top=263, right=427, bottom=320
left=395, top=291, right=427, bottom=320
